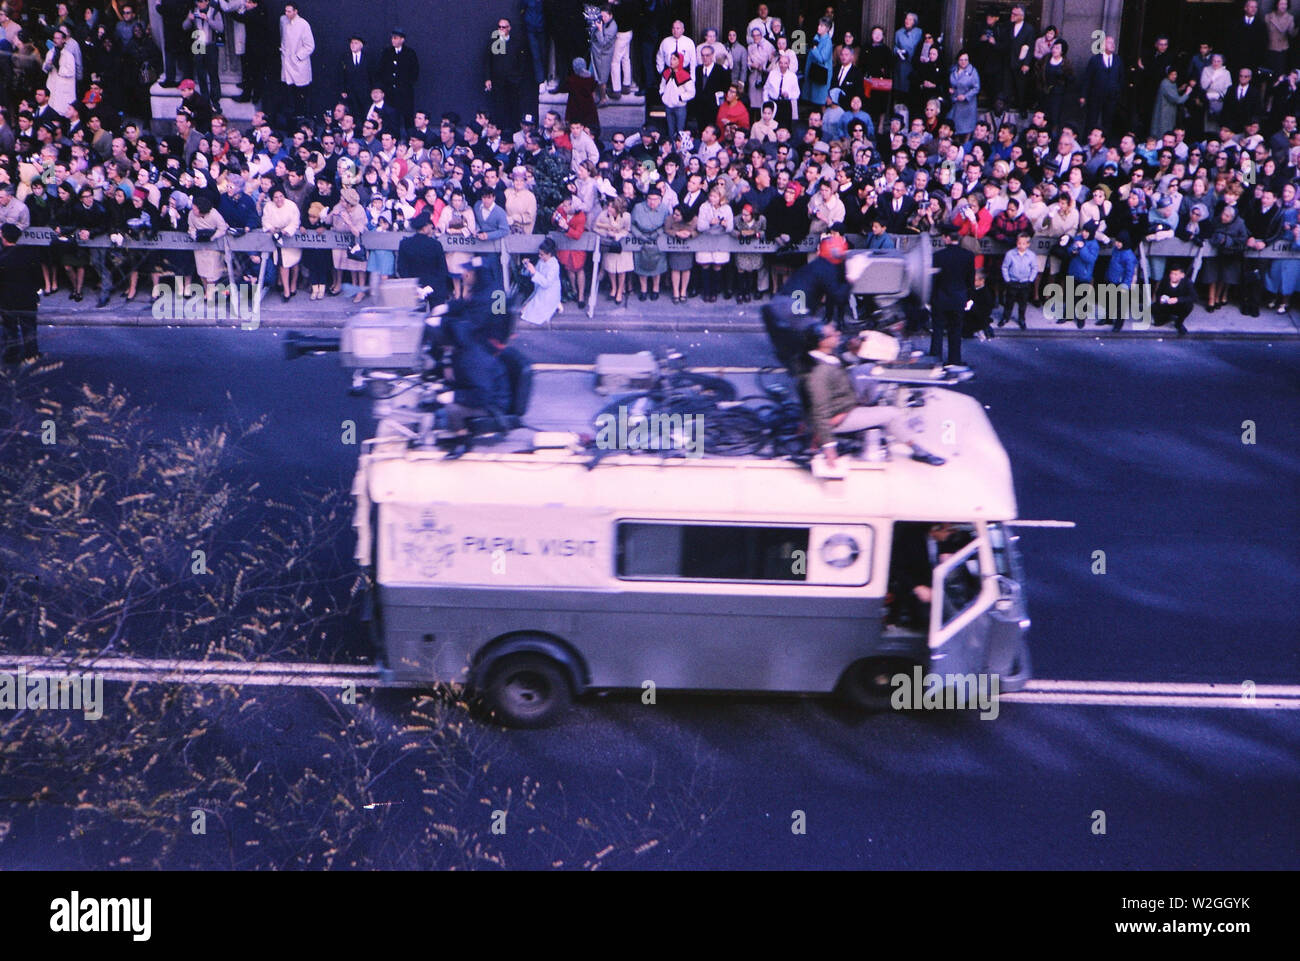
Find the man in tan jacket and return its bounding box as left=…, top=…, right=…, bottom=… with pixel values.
left=803, top=322, right=946, bottom=469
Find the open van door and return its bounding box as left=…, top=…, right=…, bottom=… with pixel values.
left=927, top=526, right=1032, bottom=687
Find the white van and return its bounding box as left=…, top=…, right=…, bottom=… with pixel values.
left=352, top=383, right=1032, bottom=726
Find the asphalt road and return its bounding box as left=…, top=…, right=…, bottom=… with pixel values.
left=7, top=324, right=1299, bottom=868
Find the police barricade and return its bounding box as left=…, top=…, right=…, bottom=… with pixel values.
left=18, top=226, right=1300, bottom=319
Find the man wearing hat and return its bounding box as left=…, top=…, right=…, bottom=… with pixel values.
left=398, top=209, right=450, bottom=308
left=378, top=28, right=419, bottom=134
left=340, top=36, right=374, bottom=114
left=0, top=222, right=42, bottom=363
left=178, top=80, right=214, bottom=132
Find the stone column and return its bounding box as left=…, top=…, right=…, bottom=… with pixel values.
left=694, top=0, right=724, bottom=37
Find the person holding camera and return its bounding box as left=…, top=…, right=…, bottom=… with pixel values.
left=520, top=236, right=561, bottom=326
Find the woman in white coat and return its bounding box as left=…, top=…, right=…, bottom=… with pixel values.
left=43, top=28, right=78, bottom=115
left=262, top=185, right=302, bottom=300
left=520, top=237, right=562, bottom=326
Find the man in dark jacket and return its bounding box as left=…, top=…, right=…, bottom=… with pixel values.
left=1225, top=0, right=1269, bottom=74
left=232, top=0, right=276, bottom=104
left=486, top=16, right=531, bottom=134
left=1222, top=68, right=1264, bottom=133
left=377, top=28, right=420, bottom=133
left=0, top=223, right=42, bottom=363
left=157, top=0, right=192, bottom=87
left=340, top=36, right=374, bottom=113
left=691, top=43, right=731, bottom=131
left=930, top=222, right=975, bottom=365
left=398, top=210, right=451, bottom=307
left=1080, top=35, right=1124, bottom=135
left=1004, top=5, right=1036, bottom=110
left=1151, top=262, right=1194, bottom=335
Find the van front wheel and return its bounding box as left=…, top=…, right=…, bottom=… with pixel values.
left=838, top=656, right=921, bottom=713
left=482, top=653, right=572, bottom=728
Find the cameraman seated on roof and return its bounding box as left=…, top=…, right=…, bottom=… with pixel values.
left=802, top=322, right=946, bottom=470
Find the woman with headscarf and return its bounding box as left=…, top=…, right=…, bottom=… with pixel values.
left=660, top=51, right=696, bottom=141
left=437, top=188, right=477, bottom=299
left=1204, top=204, right=1248, bottom=311
left=562, top=57, right=601, bottom=137
left=330, top=185, right=368, bottom=295
left=630, top=187, right=669, bottom=300
left=948, top=50, right=980, bottom=139
left=262, top=184, right=301, bottom=301
left=764, top=181, right=809, bottom=293
left=188, top=193, right=230, bottom=299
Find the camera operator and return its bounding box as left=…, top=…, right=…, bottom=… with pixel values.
left=436, top=257, right=512, bottom=434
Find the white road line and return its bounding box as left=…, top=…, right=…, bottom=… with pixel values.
left=1000, top=693, right=1300, bottom=709
left=1023, top=679, right=1300, bottom=696
left=0, top=657, right=1296, bottom=708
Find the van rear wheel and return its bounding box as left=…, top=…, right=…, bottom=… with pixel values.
left=482, top=653, right=572, bottom=728
left=839, top=656, right=921, bottom=713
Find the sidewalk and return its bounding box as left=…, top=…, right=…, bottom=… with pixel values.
left=36, top=287, right=1300, bottom=339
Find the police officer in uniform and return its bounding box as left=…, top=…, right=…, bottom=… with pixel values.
left=398, top=209, right=450, bottom=308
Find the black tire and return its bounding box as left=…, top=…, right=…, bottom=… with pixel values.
left=482, top=653, right=572, bottom=728
left=838, top=656, right=923, bottom=713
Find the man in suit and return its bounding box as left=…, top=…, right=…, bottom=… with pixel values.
left=930, top=222, right=975, bottom=366
left=879, top=180, right=916, bottom=233
left=1004, top=4, right=1036, bottom=111
left=1226, top=0, right=1268, bottom=74
left=398, top=210, right=450, bottom=307
left=1269, top=113, right=1297, bottom=164
left=486, top=16, right=531, bottom=136
left=362, top=87, right=401, bottom=140
left=1150, top=262, right=1194, bottom=335
left=691, top=43, right=730, bottom=132
left=340, top=36, right=373, bottom=113
left=377, top=28, right=419, bottom=134
left=0, top=223, right=43, bottom=363
left=827, top=45, right=862, bottom=108
left=1080, top=35, right=1124, bottom=136
left=1222, top=68, right=1263, bottom=133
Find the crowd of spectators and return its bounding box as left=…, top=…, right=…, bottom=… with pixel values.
left=2, top=0, right=1300, bottom=325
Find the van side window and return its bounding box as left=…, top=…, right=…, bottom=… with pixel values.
left=617, top=523, right=810, bottom=582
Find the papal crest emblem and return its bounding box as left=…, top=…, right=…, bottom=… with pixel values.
left=400, top=510, right=456, bottom=579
